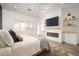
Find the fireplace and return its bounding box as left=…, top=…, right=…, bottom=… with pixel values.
left=47, top=32, right=59, bottom=38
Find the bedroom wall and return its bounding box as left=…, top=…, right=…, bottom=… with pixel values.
left=62, top=3, right=79, bottom=44
left=39, top=4, right=63, bottom=43
left=39, top=3, right=79, bottom=43
left=2, top=9, right=39, bottom=36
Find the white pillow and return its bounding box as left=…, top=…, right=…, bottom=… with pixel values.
left=0, top=30, right=14, bottom=47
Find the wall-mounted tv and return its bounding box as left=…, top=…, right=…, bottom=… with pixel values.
left=46, top=16, right=59, bottom=26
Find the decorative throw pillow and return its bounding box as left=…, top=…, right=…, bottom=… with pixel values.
left=9, top=29, right=19, bottom=42
left=16, top=35, right=23, bottom=42
left=0, top=30, right=14, bottom=47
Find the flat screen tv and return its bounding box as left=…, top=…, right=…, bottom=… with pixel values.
left=46, top=16, right=59, bottom=26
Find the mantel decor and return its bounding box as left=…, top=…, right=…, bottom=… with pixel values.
left=64, top=13, right=77, bottom=26
left=65, top=13, right=76, bottom=20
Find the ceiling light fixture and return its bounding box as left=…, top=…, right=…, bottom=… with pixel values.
left=27, top=9, right=31, bottom=11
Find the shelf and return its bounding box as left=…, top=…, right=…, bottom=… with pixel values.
left=63, top=32, right=78, bottom=34
left=63, top=25, right=77, bottom=27
left=64, top=19, right=77, bottom=21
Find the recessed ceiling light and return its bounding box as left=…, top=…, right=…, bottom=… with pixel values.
left=27, top=9, right=31, bottom=11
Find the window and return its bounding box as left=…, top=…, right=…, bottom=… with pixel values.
left=13, top=21, right=32, bottom=32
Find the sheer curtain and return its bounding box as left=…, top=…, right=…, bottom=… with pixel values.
left=13, top=21, right=32, bottom=35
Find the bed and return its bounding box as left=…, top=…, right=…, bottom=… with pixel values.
left=12, top=35, right=41, bottom=56
left=0, top=34, right=50, bottom=56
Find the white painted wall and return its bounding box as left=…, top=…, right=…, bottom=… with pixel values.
left=62, top=4, right=79, bottom=44
left=2, top=9, right=39, bottom=36
left=39, top=4, right=63, bottom=43
left=39, top=3, right=79, bottom=44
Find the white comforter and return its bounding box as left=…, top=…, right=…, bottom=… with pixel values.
left=0, top=35, right=41, bottom=56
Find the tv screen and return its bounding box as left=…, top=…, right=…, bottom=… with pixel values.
left=46, top=16, right=59, bottom=26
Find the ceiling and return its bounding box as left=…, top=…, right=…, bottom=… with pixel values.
left=1, top=3, right=79, bottom=18
left=63, top=3, right=79, bottom=8
left=1, top=3, right=61, bottom=18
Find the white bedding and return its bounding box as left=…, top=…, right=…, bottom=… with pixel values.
left=0, top=35, right=41, bottom=56
left=0, top=47, right=12, bottom=56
